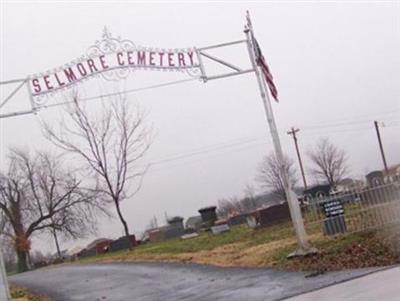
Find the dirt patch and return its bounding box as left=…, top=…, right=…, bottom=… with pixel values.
left=100, top=238, right=301, bottom=268
left=10, top=285, right=53, bottom=301
left=285, top=231, right=400, bottom=271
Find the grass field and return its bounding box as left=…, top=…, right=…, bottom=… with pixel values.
left=79, top=222, right=400, bottom=271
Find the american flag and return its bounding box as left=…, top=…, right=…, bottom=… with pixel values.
left=253, top=38, right=279, bottom=102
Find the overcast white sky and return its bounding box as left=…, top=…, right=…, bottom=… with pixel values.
left=1, top=1, right=399, bottom=253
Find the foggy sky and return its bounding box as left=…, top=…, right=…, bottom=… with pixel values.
left=1, top=1, right=399, bottom=253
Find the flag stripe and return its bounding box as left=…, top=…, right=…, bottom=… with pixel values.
left=253, top=38, right=279, bottom=102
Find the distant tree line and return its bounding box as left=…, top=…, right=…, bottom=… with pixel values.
left=217, top=138, right=349, bottom=218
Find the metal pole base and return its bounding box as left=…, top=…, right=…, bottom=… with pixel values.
left=287, top=247, right=319, bottom=259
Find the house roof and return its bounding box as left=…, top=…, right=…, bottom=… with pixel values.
left=167, top=216, right=184, bottom=224
left=385, top=163, right=400, bottom=176
left=185, top=216, right=202, bottom=227
left=198, top=206, right=216, bottom=213
left=86, top=238, right=112, bottom=250
left=66, top=246, right=84, bottom=256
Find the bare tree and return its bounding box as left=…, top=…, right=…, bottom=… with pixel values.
left=36, top=152, right=107, bottom=259
left=256, top=153, right=298, bottom=199
left=43, top=96, right=152, bottom=250
left=217, top=197, right=241, bottom=218
left=145, top=216, right=158, bottom=230
left=0, top=149, right=105, bottom=272
left=308, top=138, right=348, bottom=187
left=242, top=183, right=257, bottom=211
left=243, top=183, right=256, bottom=200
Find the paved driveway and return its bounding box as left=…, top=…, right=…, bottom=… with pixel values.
left=10, top=262, right=380, bottom=301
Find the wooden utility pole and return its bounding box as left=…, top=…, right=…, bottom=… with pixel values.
left=374, top=120, right=389, bottom=174
left=287, top=127, right=308, bottom=191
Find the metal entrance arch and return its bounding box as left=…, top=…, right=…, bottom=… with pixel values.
left=0, top=12, right=313, bottom=256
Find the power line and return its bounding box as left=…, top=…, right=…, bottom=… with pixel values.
left=300, top=126, right=372, bottom=136
left=297, top=108, right=400, bottom=129
left=148, top=135, right=265, bottom=164
left=300, top=115, right=399, bottom=131
left=301, top=123, right=398, bottom=136
left=147, top=137, right=269, bottom=167
left=38, top=78, right=199, bottom=110
left=144, top=123, right=400, bottom=171
left=0, top=77, right=200, bottom=118
left=147, top=140, right=270, bottom=174
left=143, top=122, right=398, bottom=169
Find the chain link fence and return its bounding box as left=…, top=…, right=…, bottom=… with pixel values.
left=302, top=179, right=400, bottom=236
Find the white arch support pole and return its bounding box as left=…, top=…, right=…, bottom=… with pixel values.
left=0, top=79, right=27, bottom=110
left=244, top=15, right=314, bottom=256
left=0, top=249, right=11, bottom=301
left=0, top=78, right=37, bottom=119
left=196, top=39, right=255, bottom=82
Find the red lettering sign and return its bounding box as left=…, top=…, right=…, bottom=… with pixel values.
left=137, top=51, right=146, bottom=65
left=30, top=47, right=199, bottom=97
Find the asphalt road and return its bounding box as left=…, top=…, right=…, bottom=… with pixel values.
left=10, top=262, right=381, bottom=301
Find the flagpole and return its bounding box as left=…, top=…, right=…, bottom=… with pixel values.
left=0, top=249, right=11, bottom=301
left=244, top=12, right=313, bottom=256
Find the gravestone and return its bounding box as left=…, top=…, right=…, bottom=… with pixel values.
left=109, top=235, right=137, bottom=252
left=95, top=240, right=112, bottom=254
left=181, top=233, right=199, bottom=240
left=148, top=228, right=165, bottom=242
left=246, top=215, right=258, bottom=229
left=247, top=203, right=291, bottom=228
left=198, top=206, right=217, bottom=229
left=79, top=248, right=96, bottom=258
left=185, top=215, right=202, bottom=232
left=165, top=216, right=185, bottom=239
left=228, top=214, right=248, bottom=226
left=211, top=223, right=230, bottom=235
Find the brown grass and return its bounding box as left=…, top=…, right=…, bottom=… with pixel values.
left=75, top=223, right=400, bottom=272
left=10, top=285, right=53, bottom=301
